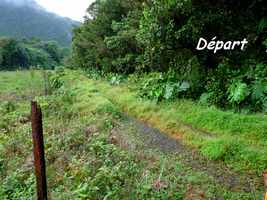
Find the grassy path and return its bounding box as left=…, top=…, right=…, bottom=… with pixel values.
left=65, top=71, right=265, bottom=198
left=113, top=117, right=262, bottom=192
left=77, top=73, right=267, bottom=194
left=84, top=77, right=267, bottom=176
left=60, top=71, right=265, bottom=197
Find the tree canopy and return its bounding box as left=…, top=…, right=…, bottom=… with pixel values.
left=72, top=0, right=267, bottom=112
left=73, top=0, right=266, bottom=73
left=0, top=37, right=69, bottom=70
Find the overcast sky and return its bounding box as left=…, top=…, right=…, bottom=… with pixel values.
left=36, top=0, right=95, bottom=21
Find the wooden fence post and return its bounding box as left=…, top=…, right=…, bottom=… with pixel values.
left=31, top=101, right=48, bottom=200
left=264, top=171, right=267, bottom=200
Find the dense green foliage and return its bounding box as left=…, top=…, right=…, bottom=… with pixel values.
left=0, top=37, right=69, bottom=70
left=0, top=0, right=79, bottom=46
left=72, top=0, right=267, bottom=112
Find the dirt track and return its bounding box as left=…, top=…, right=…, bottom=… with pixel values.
left=111, top=116, right=263, bottom=195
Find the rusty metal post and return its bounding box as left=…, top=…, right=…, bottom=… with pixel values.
left=31, top=101, right=48, bottom=200
left=264, top=171, right=267, bottom=200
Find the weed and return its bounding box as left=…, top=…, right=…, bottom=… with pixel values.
left=0, top=70, right=264, bottom=199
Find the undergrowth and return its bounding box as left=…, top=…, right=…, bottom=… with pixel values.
left=0, top=70, right=261, bottom=199
left=83, top=70, right=267, bottom=175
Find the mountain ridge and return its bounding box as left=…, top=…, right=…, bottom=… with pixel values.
left=0, top=0, right=80, bottom=46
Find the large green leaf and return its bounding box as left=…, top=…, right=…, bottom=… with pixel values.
left=228, top=81, right=250, bottom=104
left=178, top=81, right=190, bottom=92
left=164, top=83, right=175, bottom=100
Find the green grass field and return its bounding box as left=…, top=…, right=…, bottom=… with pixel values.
left=0, top=70, right=43, bottom=93
left=0, top=70, right=266, bottom=199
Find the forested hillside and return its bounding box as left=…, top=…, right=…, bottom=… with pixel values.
left=0, top=0, right=79, bottom=46
left=0, top=37, right=68, bottom=70
left=72, top=0, right=267, bottom=113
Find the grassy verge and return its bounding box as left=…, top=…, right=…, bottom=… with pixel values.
left=82, top=73, right=267, bottom=175
left=0, top=70, right=261, bottom=199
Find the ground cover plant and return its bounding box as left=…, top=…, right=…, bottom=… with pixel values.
left=0, top=70, right=265, bottom=199
left=84, top=70, right=267, bottom=175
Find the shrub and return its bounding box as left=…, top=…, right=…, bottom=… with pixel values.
left=138, top=72, right=191, bottom=102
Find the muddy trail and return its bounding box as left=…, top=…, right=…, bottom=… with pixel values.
left=110, top=116, right=263, bottom=195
